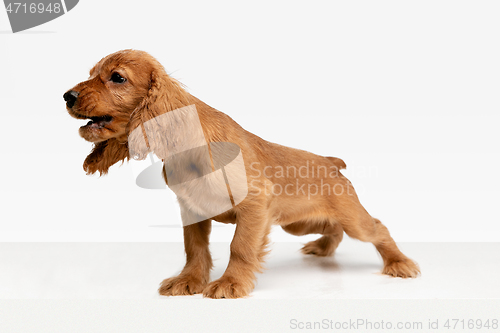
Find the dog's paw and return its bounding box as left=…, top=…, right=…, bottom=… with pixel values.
left=301, top=236, right=338, bottom=257
left=158, top=274, right=207, bottom=296
left=202, top=276, right=252, bottom=299
left=382, top=258, right=420, bottom=278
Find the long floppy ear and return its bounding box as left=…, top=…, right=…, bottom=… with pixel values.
left=127, top=62, right=192, bottom=160
left=83, top=138, right=130, bottom=175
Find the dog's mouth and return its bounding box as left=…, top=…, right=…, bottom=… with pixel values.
left=70, top=111, right=113, bottom=130
left=83, top=115, right=113, bottom=130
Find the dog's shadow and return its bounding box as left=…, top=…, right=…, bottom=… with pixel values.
left=300, top=255, right=341, bottom=271
left=255, top=252, right=384, bottom=295
left=268, top=253, right=380, bottom=274
left=209, top=249, right=382, bottom=286
left=301, top=253, right=381, bottom=272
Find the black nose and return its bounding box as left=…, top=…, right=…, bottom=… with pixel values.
left=63, top=90, right=79, bottom=108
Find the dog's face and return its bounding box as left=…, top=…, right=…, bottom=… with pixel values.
left=63, top=50, right=153, bottom=143
left=64, top=49, right=192, bottom=175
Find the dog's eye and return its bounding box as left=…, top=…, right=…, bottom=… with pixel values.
left=110, top=72, right=126, bottom=83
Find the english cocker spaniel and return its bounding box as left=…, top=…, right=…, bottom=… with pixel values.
left=64, top=50, right=419, bottom=299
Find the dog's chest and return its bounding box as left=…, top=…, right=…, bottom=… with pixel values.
left=163, top=143, right=248, bottom=226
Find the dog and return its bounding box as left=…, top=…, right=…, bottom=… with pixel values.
left=64, top=49, right=420, bottom=298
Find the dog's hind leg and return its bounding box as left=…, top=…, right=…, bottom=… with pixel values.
left=282, top=221, right=344, bottom=257
left=339, top=210, right=420, bottom=278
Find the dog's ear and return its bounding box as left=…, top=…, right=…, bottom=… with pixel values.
left=127, top=64, right=191, bottom=160
left=83, top=138, right=130, bottom=176
left=128, top=64, right=191, bottom=136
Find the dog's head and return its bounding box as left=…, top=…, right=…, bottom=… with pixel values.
left=64, top=49, right=191, bottom=174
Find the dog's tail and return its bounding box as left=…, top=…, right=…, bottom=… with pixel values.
left=326, top=156, right=346, bottom=170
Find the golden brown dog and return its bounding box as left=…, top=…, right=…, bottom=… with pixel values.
left=64, top=49, right=420, bottom=299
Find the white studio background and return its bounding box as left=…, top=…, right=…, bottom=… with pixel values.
left=0, top=0, right=499, bottom=243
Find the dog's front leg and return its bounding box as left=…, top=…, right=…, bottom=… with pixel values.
left=159, top=220, right=213, bottom=296
left=203, top=208, right=271, bottom=299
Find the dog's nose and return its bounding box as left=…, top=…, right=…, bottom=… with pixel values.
left=63, top=90, right=79, bottom=108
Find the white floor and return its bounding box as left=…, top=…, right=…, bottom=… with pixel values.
left=0, top=239, right=498, bottom=299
